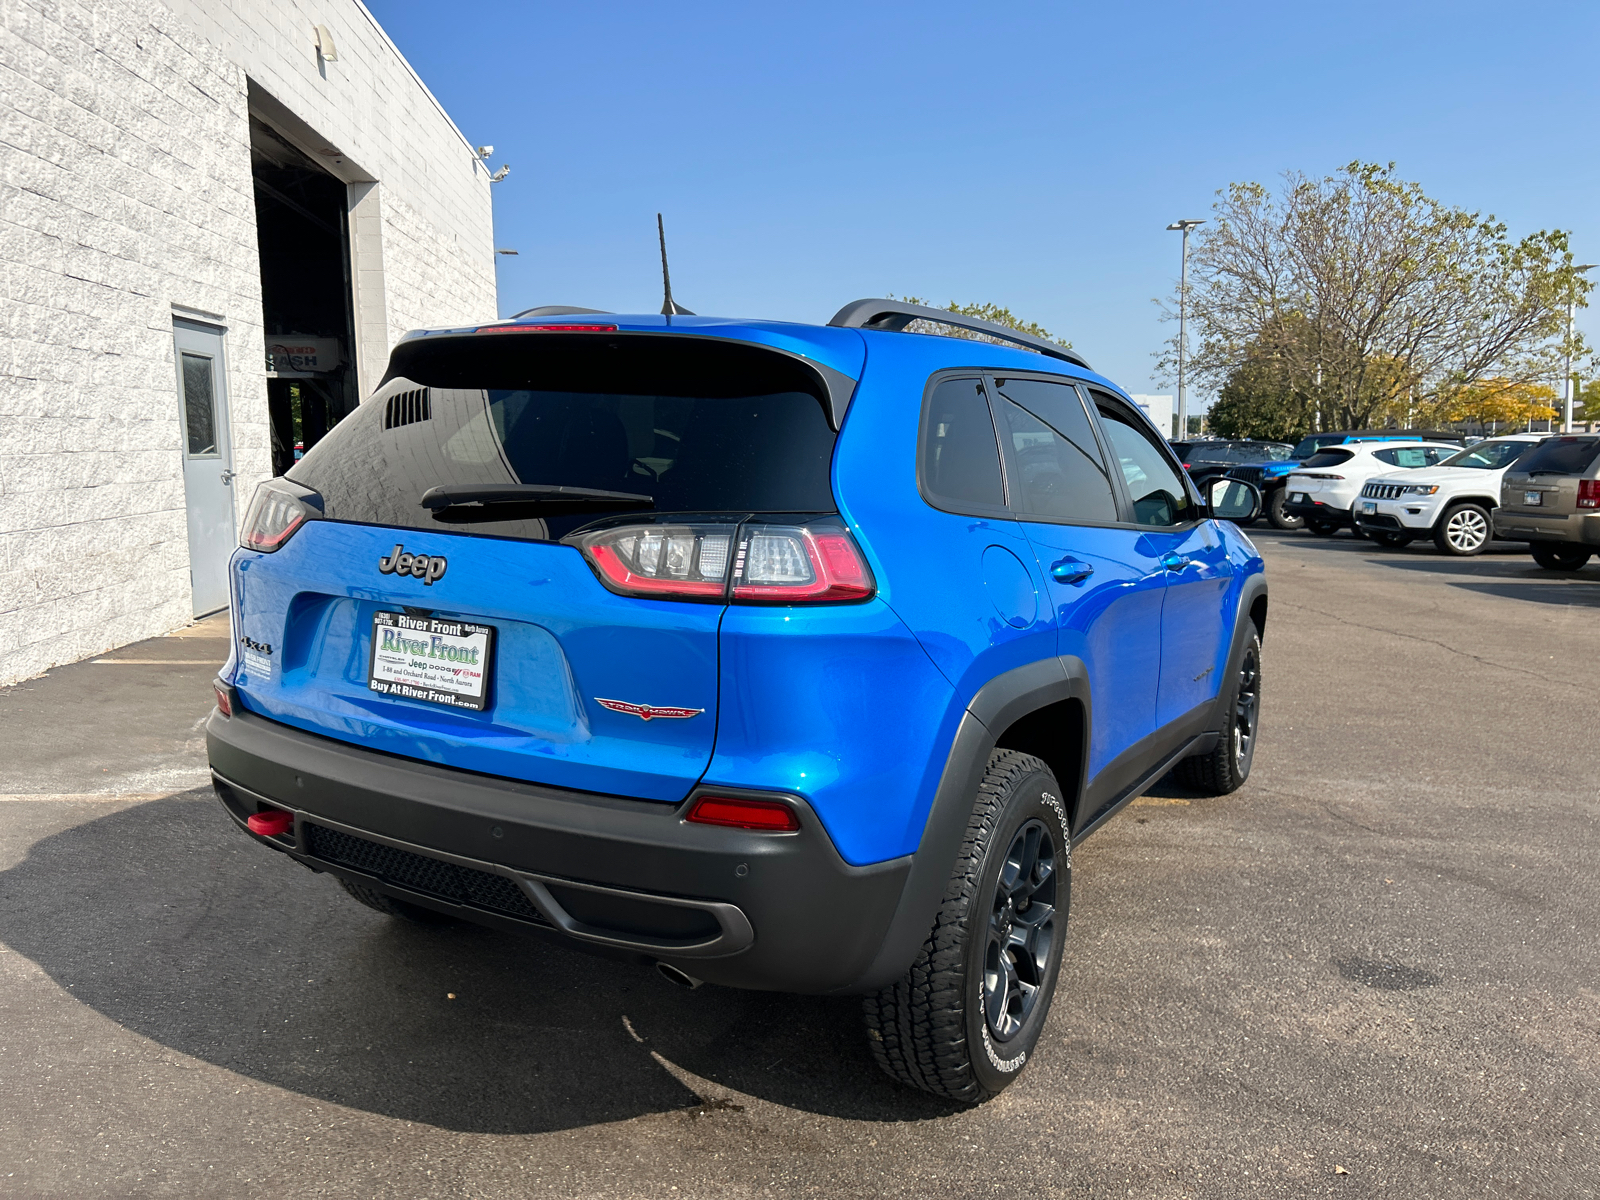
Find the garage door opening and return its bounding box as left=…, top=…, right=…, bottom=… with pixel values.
left=250, top=115, right=358, bottom=475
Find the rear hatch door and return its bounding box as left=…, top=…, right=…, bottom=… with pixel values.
left=229, top=327, right=853, bottom=801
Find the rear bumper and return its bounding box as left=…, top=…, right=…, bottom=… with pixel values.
left=1493, top=509, right=1600, bottom=546
left=1283, top=496, right=1350, bottom=524
left=206, top=708, right=911, bottom=993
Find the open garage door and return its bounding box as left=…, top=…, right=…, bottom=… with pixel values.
left=249, top=115, right=359, bottom=476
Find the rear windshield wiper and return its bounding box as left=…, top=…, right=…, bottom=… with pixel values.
left=420, top=484, right=654, bottom=511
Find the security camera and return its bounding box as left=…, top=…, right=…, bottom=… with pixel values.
left=490, top=164, right=510, bottom=182
left=475, top=145, right=494, bottom=159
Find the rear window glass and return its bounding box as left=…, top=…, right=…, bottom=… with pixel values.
left=1291, top=435, right=1346, bottom=458
left=1300, top=449, right=1355, bottom=468
left=288, top=334, right=839, bottom=542
left=1513, top=437, right=1600, bottom=476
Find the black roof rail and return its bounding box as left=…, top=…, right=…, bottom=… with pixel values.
left=828, top=299, right=1090, bottom=370
left=509, top=305, right=615, bottom=318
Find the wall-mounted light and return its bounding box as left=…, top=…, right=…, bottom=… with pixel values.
left=313, top=24, right=338, bottom=61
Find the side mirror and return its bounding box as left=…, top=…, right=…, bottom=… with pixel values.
left=1207, top=477, right=1262, bottom=523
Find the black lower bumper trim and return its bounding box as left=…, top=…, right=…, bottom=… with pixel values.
left=207, top=709, right=910, bottom=993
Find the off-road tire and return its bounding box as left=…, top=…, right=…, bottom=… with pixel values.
left=1529, top=542, right=1592, bottom=572
left=1433, top=502, right=1492, bottom=556
left=1172, top=627, right=1262, bottom=796
left=863, top=750, right=1069, bottom=1103
left=1266, top=487, right=1304, bottom=531
left=338, top=877, right=453, bottom=924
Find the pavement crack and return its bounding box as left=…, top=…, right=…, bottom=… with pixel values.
left=1278, top=600, right=1586, bottom=693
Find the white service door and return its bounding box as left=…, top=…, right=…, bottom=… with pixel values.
left=173, top=319, right=236, bottom=616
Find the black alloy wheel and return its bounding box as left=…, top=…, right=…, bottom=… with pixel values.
left=1530, top=542, right=1594, bottom=572
left=982, top=820, right=1058, bottom=1043
left=1267, top=487, right=1305, bottom=530
left=864, top=750, right=1070, bottom=1102
left=1174, top=626, right=1263, bottom=795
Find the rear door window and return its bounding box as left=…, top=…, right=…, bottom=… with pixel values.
left=1375, top=446, right=1451, bottom=468
left=1513, top=437, right=1600, bottom=475
left=288, top=334, right=839, bottom=541
left=920, top=376, right=1007, bottom=511
left=990, top=376, right=1118, bottom=523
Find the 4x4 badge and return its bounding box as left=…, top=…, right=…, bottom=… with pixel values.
left=378, top=544, right=447, bottom=585
left=594, top=697, right=704, bottom=721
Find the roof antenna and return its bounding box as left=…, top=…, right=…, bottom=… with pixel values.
left=657, top=213, right=694, bottom=316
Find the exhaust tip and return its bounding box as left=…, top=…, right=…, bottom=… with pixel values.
left=656, top=962, right=702, bottom=990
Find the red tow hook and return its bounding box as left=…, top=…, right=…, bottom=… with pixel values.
left=247, top=810, right=294, bottom=837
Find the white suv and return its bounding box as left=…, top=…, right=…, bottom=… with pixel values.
left=1282, top=442, right=1461, bottom=538
left=1353, top=434, right=1546, bottom=555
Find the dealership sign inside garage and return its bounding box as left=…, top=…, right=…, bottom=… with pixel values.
left=266, top=337, right=341, bottom=375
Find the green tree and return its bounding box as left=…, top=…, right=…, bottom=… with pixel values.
left=895, top=297, right=1069, bottom=348
left=1164, top=163, right=1589, bottom=433
left=1576, top=379, right=1600, bottom=425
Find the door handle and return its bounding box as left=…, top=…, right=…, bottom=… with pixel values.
left=1050, top=557, right=1095, bottom=585
left=1159, top=551, right=1190, bottom=572
left=220, top=469, right=238, bottom=485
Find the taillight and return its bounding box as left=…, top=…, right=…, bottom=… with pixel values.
left=241, top=479, right=322, bottom=552
left=577, top=524, right=735, bottom=598
left=213, top=681, right=233, bottom=717
left=571, top=520, right=875, bottom=604
left=732, top=526, right=874, bottom=603
left=1578, top=480, right=1600, bottom=509
left=684, top=795, right=801, bottom=831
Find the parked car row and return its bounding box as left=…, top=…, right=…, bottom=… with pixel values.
left=1179, top=430, right=1600, bottom=569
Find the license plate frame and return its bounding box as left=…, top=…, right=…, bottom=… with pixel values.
left=1361, top=501, right=1377, bottom=514
left=1292, top=492, right=1307, bottom=503
left=1523, top=491, right=1542, bottom=506
left=367, top=611, right=496, bottom=711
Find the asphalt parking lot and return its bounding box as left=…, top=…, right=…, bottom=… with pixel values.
left=1, top=529, right=1596, bottom=1198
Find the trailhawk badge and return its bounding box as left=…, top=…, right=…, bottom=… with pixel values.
left=594, top=697, right=704, bottom=721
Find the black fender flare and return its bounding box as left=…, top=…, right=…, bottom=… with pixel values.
left=838, top=656, right=1090, bottom=993
left=840, top=571, right=1267, bottom=995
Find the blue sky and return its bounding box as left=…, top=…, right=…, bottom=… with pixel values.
left=368, top=0, right=1600, bottom=406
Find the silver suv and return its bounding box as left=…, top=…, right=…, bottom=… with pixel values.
left=1494, top=435, right=1600, bottom=570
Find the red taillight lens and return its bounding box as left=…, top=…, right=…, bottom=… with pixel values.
left=246, top=809, right=294, bottom=837
left=241, top=479, right=321, bottom=552
left=732, top=526, right=874, bottom=603
left=1578, top=480, right=1600, bottom=509
left=475, top=323, right=619, bottom=333
left=572, top=521, right=875, bottom=604
left=685, top=795, right=801, bottom=831
left=213, top=682, right=233, bottom=717
left=578, top=524, right=736, bottom=599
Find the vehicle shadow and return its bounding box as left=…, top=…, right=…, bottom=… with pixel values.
left=1447, top=581, right=1600, bottom=607
left=0, top=794, right=962, bottom=1133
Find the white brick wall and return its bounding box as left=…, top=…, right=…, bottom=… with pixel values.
left=0, top=0, right=496, bottom=687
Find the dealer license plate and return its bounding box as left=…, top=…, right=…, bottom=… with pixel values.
left=1523, top=491, right=1542, bottom=506
left=1361, top=501, right=1376, bottom=514
left=368, top=611, right=496, bottom=711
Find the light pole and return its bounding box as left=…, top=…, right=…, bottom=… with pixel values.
left=1167, top=219, right=1205, bottom=439
left=1565, top=264, right=1595, bottom=433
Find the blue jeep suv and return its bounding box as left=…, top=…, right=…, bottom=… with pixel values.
left=207, top=299, right=1268, bottom=1101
